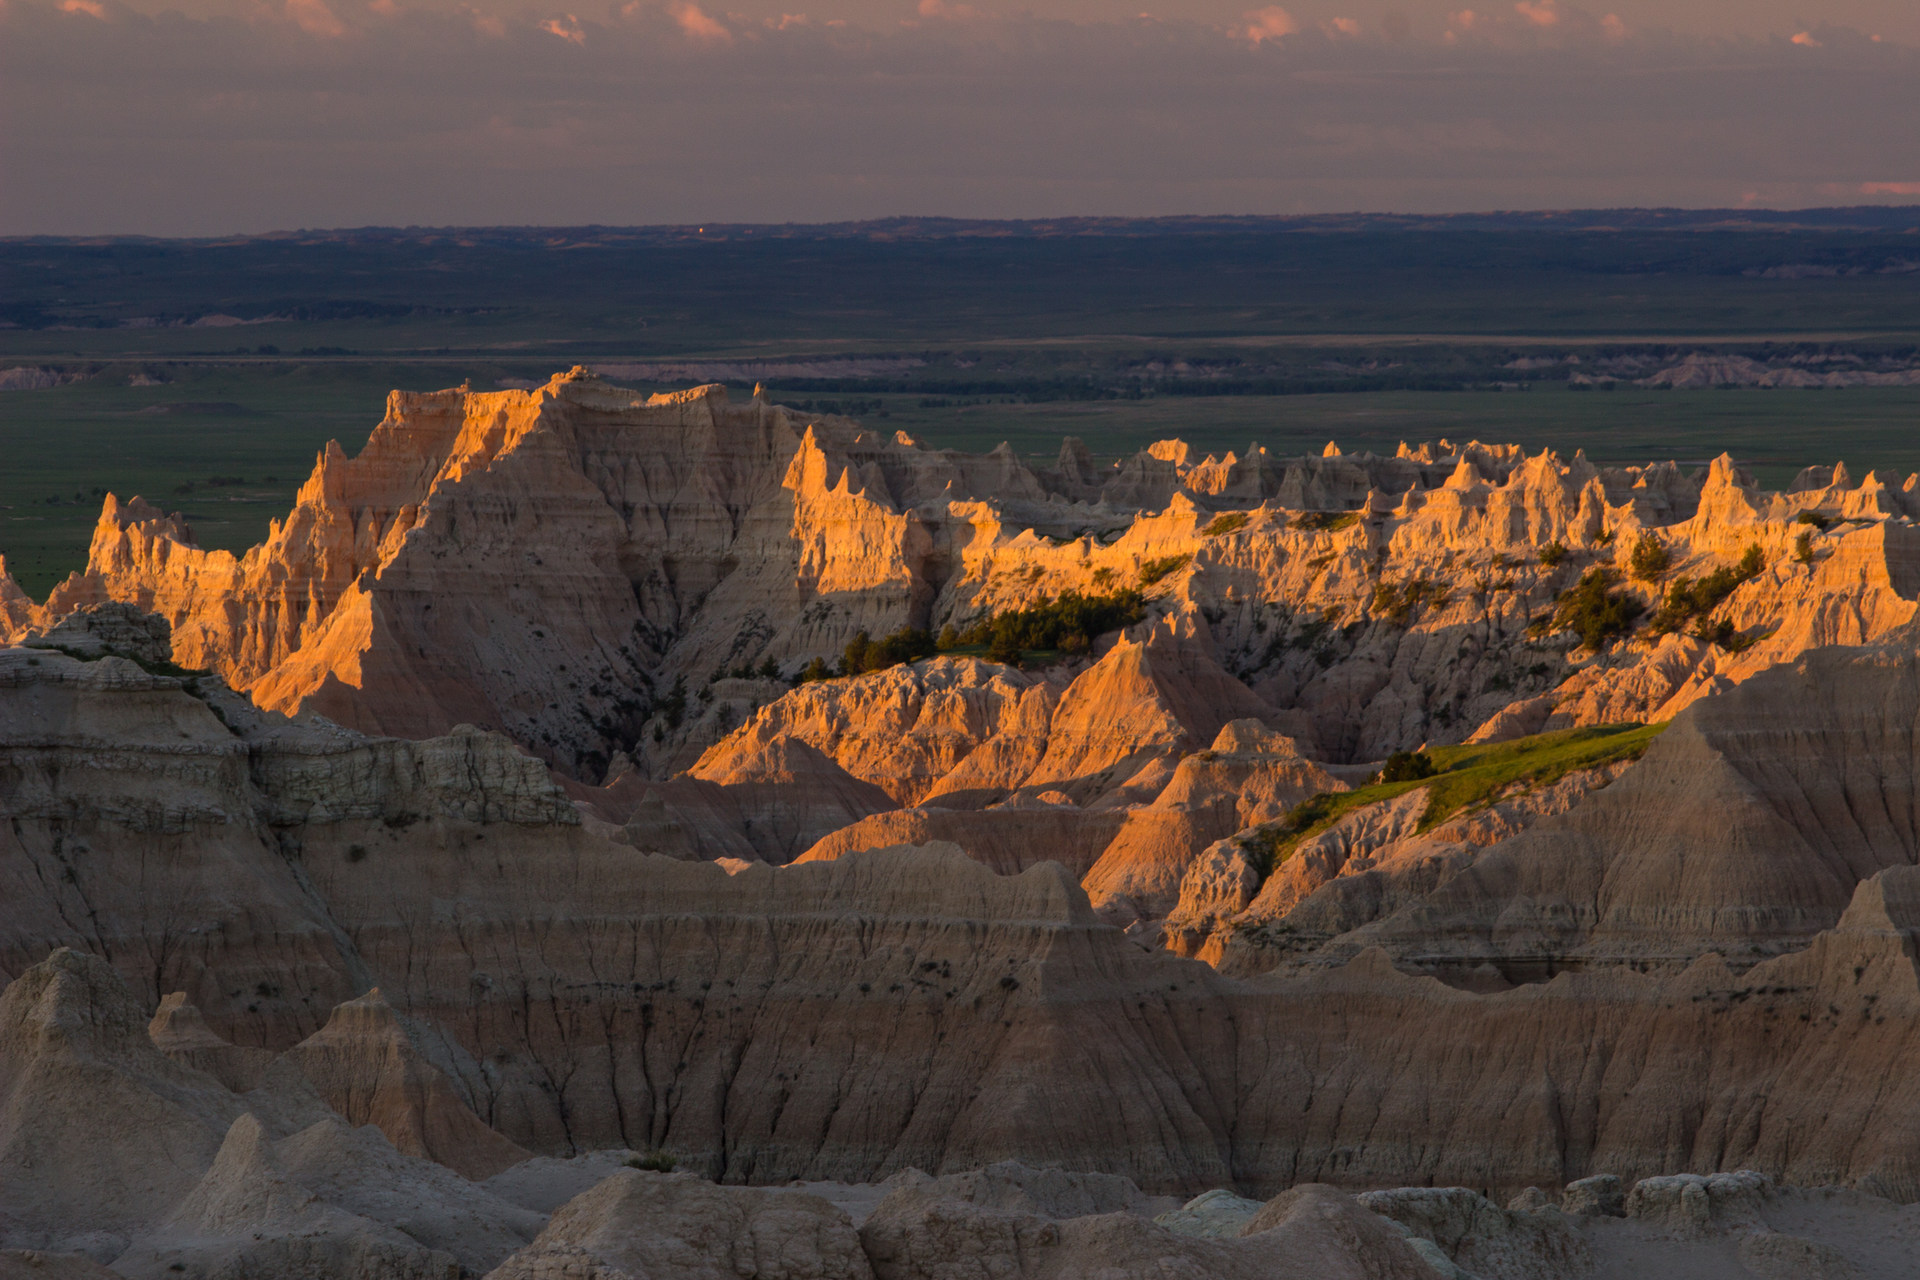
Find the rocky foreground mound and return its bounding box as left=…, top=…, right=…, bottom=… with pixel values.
left=4, top=948, right=1918, bottom=1278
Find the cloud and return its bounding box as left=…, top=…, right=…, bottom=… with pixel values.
left=1600, top=12, right=1624, bottom=40
left=917, top=0, right=982, bottom=19
left=1513, top=0, right=1556, bottom=28
left=283, top=0, right=346, bottom=36
left=1321, top=15, right=1360, bottom=38
left=1236, top=5, right=1295, bottom=46
left=56, top=0, right=104, bottom=17
left=1790, top=31, right=1820, bottom=47
left=3, top=3, right=1919, bottom=235
left=1448, top=9, right=1477, bottom=30
left=539, top=13, right=584, bottom=42
left=671, top=1, right=730, bottom=40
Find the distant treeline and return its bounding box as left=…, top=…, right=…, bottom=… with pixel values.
left=771, top=375, right=1543, bottom=402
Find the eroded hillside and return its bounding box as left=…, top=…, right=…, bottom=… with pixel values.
left=14, top=371, right=1920, bottom=1254
left=10, top=367, right=1920, bottom=965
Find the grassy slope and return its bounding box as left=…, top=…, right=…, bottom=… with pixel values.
left=6, top=225, right=1920, bottom=596
left=1249, top=722, right=1667, bottom=868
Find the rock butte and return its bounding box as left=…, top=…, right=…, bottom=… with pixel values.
left=7, top=371, right=1920, bottom=1272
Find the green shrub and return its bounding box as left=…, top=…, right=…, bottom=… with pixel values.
left=1202, top=511, right=1250, bottom=537
left=840, top=627, right=937, bottom=677
left=1795, top=530, right=1816, bottom=564
left=1138, top=555, right=1192, bottom=586
left=1551, top=567, right=1643, bottom=650
left=1796, top=510, right=1832, bottom=530
left=1370, top=578, right=1450, bottom=626
left=1538, top=541, right=1567, bottom=567
left=1628, top=533, right=1671, bottom=581
left=950, top=589, right=1150, bottom=666
left=627, top=1150, right=676, bottom=1172
left=1291, top=511, right=1361, bottom=533
left=658, top=677, right=687, bottom=728
left=1647, top=543, right=1765, bottom=635
left=1691, top=617, right=1755, bottom=652
left=1377, top=750, right=1437, bottom=783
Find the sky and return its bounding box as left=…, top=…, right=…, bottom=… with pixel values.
left=2, top=0, right=1917, bottom=235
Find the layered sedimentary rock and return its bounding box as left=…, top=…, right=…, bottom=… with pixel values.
left=13, top=371, right=1915, bottom=947
left=17, top=372, right=1920, bottom=1262
left=10, top=371, right=1920, bottom=794
left=279, top=988, right=531, bottom=1180
left=17, top=629, right=1920, bottom=1205
left=1215, top=637, right=1920, bottom=981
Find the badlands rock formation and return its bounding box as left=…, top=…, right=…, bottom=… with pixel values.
left=8, top=368, right=1919, bottom=786
left=6, top=942, right=1919, bottom=1277
left=8, top=370, right=1920, bottom=935
left=15, top=615, right=1920, bottom=1213
left=11, top=371, right=1920, bottom=1272
left=11, top=368, right=1920, bottom=948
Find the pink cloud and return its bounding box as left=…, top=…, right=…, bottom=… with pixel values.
left=1862, top=182, right=1920, bottom=195
left=1790, top=31, right=1820, bottom=46
left=1514, top=0, right=1557, bottom=28
left=1600, top=12, right=1625, bottom=40
left=1237, top=5, right=1296, bottom=46
left=58, top=0, right=107, bottom=17
left=284, top=0, right=346, bottom=37
left=917, top=0, right=982, bottom=19
left=540, top=13, right=585, bottom=42
left=673, top=1, right=731, bottom=41
left=470, top=10, right=505, bottom=35
left=1449, top=9, right=1478, bottom=30
left=1321, top=15, right=1360, bottom=37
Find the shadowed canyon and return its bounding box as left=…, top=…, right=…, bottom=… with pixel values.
left=6, top=366, right=1920, bottom=1277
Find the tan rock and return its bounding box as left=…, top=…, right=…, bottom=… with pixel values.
left=110, top=1113, right=459, bottom=1280
left=0, top=949, right=243, bottom=1243
left=485, top=1168, right=872, bottom=1280
left=281, top=988, right=531, bottom=1181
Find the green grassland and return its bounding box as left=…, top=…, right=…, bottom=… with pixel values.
left=1245, top=722, right=1666, bottom=870
left=876, top=386, right=1920, bottom=489
left=0, top=364, right=465, bottom=593
left=2, top=219, right=1917, bottom=597
left=6, top=368, right=1920, bottom=598
left=8, top=222, right=1920, bottom=355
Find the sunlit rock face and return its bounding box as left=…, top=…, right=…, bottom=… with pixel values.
left=8, top=369, right=1920, bottom=790
left=19, top=405, right=1920, bottom=1224
left=13, top=370, right=1920, bottom=989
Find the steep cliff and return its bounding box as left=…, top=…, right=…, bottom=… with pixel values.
left=12, top=371, right=1920, bottom=789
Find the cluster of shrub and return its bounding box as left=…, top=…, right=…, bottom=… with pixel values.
left=944, top=588, right=1149, bottom=663
left=1544, top=537, right=1767, bottom=652
left=712, top=657, right=783, bottom=682
left=793, top=588, right=1150, bottom=682
left=1371, top=577, right=1450, bottom=626
left=1546, top=568, right=1645, bottom=651
left=1646, top=543, right=1765, bottom=640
